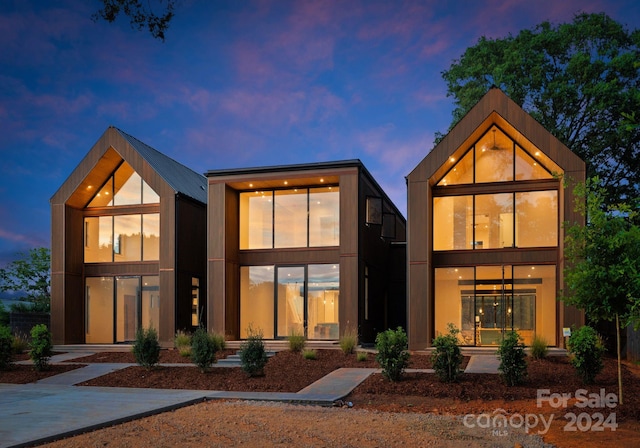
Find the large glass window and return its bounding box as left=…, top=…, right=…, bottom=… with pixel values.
left=435, top=265, right=556, bottom=346
left=114, top=215, right=142, bottom=262
left=85, top=277, right=114, bottom=343
left=239, top=263, right=339, bottom=340
left=437, top=125, right=555, bottom=186
left=240, top=187, right=339, bottom=250
left=85, top=275, right=159, bottom=343
left=142, top=214, right=160, bottom=260
left=434, top=192, right=556, bottom=250
left=84, top=216, right=113, bottom=262
left=309, top=187, right=339, bottom=246
left=277, top=266, right=305, bottom=337
left=307, top=264, right=339, bottom=340
left=515, top=191, right=558, bottom=247
left=141, top=276, right=160, bottom=331
left=85, top=213, right=159, bottom=262
left=87, top=162, right=159, bottom=208
left=274, top=190, right=308, bottom=248
left=240, top=266, right=275, bottom=338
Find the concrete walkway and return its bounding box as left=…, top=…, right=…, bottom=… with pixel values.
left=1, top=353, right=500, bottom=447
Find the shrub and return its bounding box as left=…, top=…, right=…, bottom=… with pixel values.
left=530, top=335, right=549, bottom=360
left=0, top=325, right=14, bottom=370
left=375, top=327, right=410, bottom=382
left=287, top=328, right=306, bottom=352
left=132, top=327, right=161, bottom=369
left=431, top=323, right=463, bottom=383
left=302, top=348, right=317, bottom=360
left=174, top=330, right=192, bottom=357
left=12, top=332, right=30, bottom=354
left=29, top=324, right=53, bottom=371
left=210, top=332, right=226, bottom=352
left=567, top=325, right=605, bottom=384
left=191, top=328, right=218, bottom=372
left=356, top=351, right=368, bottom=362
left=339, top=325, right=358, bottom=355
left=498, top=331, right=528, bottom=386
left=240, top=327, right=268, bottom=377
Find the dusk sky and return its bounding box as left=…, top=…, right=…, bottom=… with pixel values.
left=1, top=0, right=639, bottom=267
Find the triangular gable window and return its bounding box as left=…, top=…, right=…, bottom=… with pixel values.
left=437, top=126, right=553, bottom=186
left=87, top=162, right=159, bottom=207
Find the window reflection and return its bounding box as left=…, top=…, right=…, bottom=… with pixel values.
left=309, top=187, right=339, bottom=246
left=274, top=190, right=307, bottom=248
left=84, top=213, right=159, bottom=262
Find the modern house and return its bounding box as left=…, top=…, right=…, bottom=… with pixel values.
left=50, top=126, right=207, bottom=347
left=50, top=88, right=587, bottom=351
left=406, top=87, right=586, bottom=350
left=206, top=160, right=406, bottom=344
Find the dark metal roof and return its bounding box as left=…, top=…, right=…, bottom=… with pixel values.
left=115, top=127, right=207, bottom=204
left=205, top=159, right=364, bottom=177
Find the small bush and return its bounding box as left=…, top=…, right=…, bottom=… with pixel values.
left=0, top=325, right=14, bottom=370
left=339, top=325, right=358, bottom=355
left=287, top=329, right=306, bottom=352
left=356, top=351, right=368, bottom=362
left=174, top=330, right=192, bottom=357
left=302, top=348, right=317, bottom=360
left=29, top=324, right=53, bottom=371
left=498, top=331, right=528, bottom=386
left=191, top=328, right=218, bottom=372
left=431, top=323, right=463, bottom=383
left=375, top=327, right=410, bottom=382
left=530, top=335, right=549, bottom=360
left=240, top=327, right=268, bottom=377
left=568, top=325, right=605, bottom=384
left=12, top=332, right=29, bottom=354
left=132, top=327, right=161, bottom=369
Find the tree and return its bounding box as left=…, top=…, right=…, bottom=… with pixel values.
left=93, top=0, right=177, bottom=41
left=563, top=177, right=640, bottom=403
left=0, top=248, right=51, bottom=313
left=441, top=13, right=640, bottom=206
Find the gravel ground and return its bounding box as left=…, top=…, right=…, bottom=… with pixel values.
left=41, top=400, right=553, bottom=448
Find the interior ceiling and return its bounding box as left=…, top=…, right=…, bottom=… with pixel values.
left=67, top=147, right=122, bottom=208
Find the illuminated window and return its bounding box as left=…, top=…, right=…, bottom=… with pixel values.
left=240, top=187, right=339, bottom=249
left=87, top=162, right=158, bottom=207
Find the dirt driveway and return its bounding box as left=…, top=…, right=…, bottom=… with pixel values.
left=41, top=400, right=552, bottom=448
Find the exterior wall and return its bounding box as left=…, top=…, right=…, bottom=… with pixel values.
left=206, top=161, right=406, bottom=342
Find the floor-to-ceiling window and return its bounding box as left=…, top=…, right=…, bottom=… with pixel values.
left=85, top=275, right=159, bottom=343
left=239, top=264, right=339, bottom=340
left=434, top=265, right=555, bottom=346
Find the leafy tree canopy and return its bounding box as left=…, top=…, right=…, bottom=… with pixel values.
left=563, top=177, right=640, bottom=329
left=93, top=0, right=176, bottom=41
left=0, top=248, right=51, bottom=313
left=441, top=13, right=640, bottom=205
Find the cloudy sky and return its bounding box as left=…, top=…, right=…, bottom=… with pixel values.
left=1, top=0, right=638, bottom=267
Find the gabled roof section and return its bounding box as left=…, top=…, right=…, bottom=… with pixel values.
left=51, top=126, right=207, bottom=207
left=115, top=128, right=207, bottom=204
left=407, top=87, right=585, bottom=183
